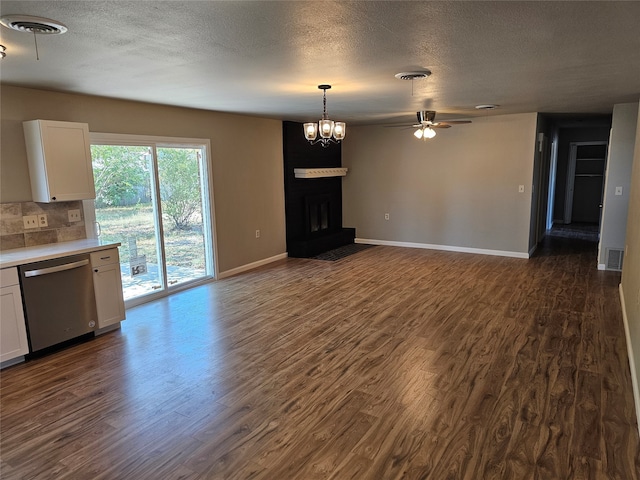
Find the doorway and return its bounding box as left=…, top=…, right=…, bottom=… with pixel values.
left=564, top=141, right=608, bottom=225
left=85, top=134, right=216, bottom=306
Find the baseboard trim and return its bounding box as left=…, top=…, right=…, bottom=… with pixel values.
left=528, top=243, right=537, bottom=258
left=355, top=238, right=530, bottom=259
left=619, top=283, right=640, bottom=436
left=218, top=253, right=288, bottom=279
left=0, top=356, right=25, bottom=370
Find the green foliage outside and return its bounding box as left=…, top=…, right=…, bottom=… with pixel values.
left=157, top=147, right=203, bottom=230
left=91, top=145, right=204, bottom=231
left=92, top=145, right=150, bottom=208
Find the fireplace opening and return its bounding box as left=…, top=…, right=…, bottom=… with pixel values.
left=306, top=195, right=331, bottom=236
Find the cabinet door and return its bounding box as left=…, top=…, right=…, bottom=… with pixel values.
left=93, top=264, right=126, bottom=328
left=0, top=285, right=30, bottom=362
left=24, top=120, right=96, bottom=202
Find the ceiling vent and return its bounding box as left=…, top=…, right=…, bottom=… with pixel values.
left=0, top=15, right=68, bottom=34
left=395, top=70, right=431, bottom=81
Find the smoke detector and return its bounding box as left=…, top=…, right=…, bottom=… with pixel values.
left=0, top=15, right=68, bottom=34
left=395, top=70, right=431, bottom=81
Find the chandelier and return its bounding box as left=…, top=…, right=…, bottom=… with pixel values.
left=303, top=85, right=346, bottom=147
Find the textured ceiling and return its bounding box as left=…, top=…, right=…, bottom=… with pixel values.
left=0, top=1, right=638, bottom=125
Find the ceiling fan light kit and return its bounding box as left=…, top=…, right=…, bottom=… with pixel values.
left=414, top=126, right=437, bottom=140
left=304, top=85, right=346, bottom=148
left=412, top=111, right=472, bottom=141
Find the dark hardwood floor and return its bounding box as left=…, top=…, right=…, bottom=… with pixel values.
left=1, top=236, right=639, bottom=479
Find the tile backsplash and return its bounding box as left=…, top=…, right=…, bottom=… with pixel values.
left=0, top=201, right=87, bottom=250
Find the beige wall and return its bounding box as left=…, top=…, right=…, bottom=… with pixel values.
left=342, top=113, right=538, bottom=255
left=600, top=102, right=639, bottom=267
left=621, top=101, right=640, bottom=422
left=0, top=85, right=286, bottom=273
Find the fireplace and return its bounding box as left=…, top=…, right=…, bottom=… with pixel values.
left=283, top=121, right=356, bottom=258
left=306, top=194, right=331, bottom=235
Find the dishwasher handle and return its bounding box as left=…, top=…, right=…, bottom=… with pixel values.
left=23, top=259, right=89, bottom=278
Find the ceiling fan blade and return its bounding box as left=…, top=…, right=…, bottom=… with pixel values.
left=442, top=120, right=472, bottom=125
left=430, top=123, right=452, bottom=129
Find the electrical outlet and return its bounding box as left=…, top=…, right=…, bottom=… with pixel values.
left=518, top=185, right=525, bottom=193
left=255, top=229, right=260, bottom=238
left=37, top=214, right=48, bottom=227
left=384, top=213, right=390, bottom=220
left=615, top=186, right=623, bottom=196
left=68, top=209, right=81, bottom=222
left=23, top=215, right=38, bottom=229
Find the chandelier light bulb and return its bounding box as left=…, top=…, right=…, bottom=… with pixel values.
left=319, top=119, right=334, bottom=138
left=304, top=122, right=318, bottom=141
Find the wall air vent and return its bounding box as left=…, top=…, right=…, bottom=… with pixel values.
left=605, top=248, right=624, bottom=271
left=0, top=15, right=68, bottom=35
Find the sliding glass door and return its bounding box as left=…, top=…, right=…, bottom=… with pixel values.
left=87, top=135, right=215, bottom=305
left=157, top=146, right=211, bottom=288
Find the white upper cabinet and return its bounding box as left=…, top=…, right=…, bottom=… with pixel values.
left=23, top=120, right=96, bottom=202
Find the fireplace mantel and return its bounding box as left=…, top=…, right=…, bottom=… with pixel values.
left=294, top=168, right=348, bottom=179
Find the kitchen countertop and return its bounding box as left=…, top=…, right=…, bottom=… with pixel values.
left=0, top=239, right=121, bottom=269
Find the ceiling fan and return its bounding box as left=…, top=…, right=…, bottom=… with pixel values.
left=404, top=111, right=472, bottom=139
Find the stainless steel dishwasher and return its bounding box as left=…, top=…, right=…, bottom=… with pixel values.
left=19, top=253, right=98, bottom=352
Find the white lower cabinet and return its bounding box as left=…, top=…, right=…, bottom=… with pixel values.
left=0, top=268, right=29, bottom=363
left=90, top=249, right=126, bottom=328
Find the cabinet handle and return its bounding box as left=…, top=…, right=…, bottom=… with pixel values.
left=24, top=259, right=89, bottom=277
